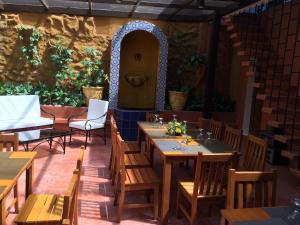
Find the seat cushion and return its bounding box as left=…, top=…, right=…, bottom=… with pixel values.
left=0, top=117, right=54, bottom=131
left=69, top=120, right=105, bottom=130
left=14, top=194, right=64, bottom=223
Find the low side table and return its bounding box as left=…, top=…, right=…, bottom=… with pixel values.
left=18, top=128, right=71, bottom=154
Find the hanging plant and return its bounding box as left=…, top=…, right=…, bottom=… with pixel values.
left=18, top=25, right=43, bottom=67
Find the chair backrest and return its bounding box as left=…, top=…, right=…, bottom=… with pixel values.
left=0, top=95, right=41, bottom=121
left=87, top=99, right=109, bottom=124
left=110, top=115, right=118, bottom=153
left=115, top=134, right=126, bottom=185
left=223, top=126, right=242, bottom=151
left=193, top=152, right=239, bottom=198
left=76, top=147, right=85, bottom=173
left=208, top=119, right=223, bottom=140
left=0, top=133, right=19, bottom=152
left=227, top=169, right=277, bottom=209
left=63, top=169, right=80, bottom=224
left=242, top=135, right=267, bottom=171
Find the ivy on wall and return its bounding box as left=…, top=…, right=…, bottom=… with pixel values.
left=0, top=26, right=109, bottom=107
left=18, top=25, right=43, bottom=67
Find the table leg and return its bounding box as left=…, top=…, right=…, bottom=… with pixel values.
left=63, top=135, right=66, bottom=154
left=137, top=126, right=142, bottom=148
left=26, top=163, right=34, bottom=198
left=49, top=138, right=53, bottom=149
left=0, top=196, right=6, bottom=225
left=148, top=140, right=154, bottom=166
left=160, top=158, right=172, bottom=225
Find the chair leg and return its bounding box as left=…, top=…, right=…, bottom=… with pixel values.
left=69, top=128, right=73, bottom=145
left=88, top=131, right=91, bottom=141
left=153, top=187, right=159, bottom=220
left=220, top=216, right=227, bottom=225
left=13, top=183, right=19, bottom=213
left=117, top=189, right=125, bottom=223
left=85, top=131, right=88, bottom=149
left=190, top=201, right=198, bottom=225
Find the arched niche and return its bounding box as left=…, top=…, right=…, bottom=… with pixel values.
left=109, top=20, right=168, bottom=111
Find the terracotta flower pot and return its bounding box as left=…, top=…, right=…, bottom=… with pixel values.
left=82, top=86, right=104, bottom=106
left=169, top=91, right=188, bottom=111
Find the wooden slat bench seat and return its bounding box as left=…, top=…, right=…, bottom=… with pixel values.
left=14, top=194, right=64, bottom=224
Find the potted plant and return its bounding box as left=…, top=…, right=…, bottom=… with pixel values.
left=80, top=47, right=109, bottom=105
left=169, top=52, right=206, bottom=111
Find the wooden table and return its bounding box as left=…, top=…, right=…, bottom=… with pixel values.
left=220, top=207, right=298, bottom=225
left=0, top=151, right=36, bottom=225
left=137, top=122, right=236, bottom=225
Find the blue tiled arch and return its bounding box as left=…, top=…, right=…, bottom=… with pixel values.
left=109, top=20, right=168, bottom=111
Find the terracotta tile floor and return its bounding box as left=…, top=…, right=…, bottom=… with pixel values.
left=5, top=134, right=300, bottom=225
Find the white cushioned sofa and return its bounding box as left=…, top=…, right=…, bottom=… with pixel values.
left=0, top=95, right=54, bottom=131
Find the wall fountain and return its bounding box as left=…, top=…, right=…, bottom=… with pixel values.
left=109, top=20, right=168, bottom=140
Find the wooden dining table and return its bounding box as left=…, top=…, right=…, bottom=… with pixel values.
left=137, top=121, right=237, bottom=225
left=221, top=206, right=300, bottom=225
left=0, top=151, right=36, bottom=225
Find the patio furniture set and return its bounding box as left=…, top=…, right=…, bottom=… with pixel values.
left=0, top=95, right=109, bottom=153
left=109, top=112, right=299, bottom=225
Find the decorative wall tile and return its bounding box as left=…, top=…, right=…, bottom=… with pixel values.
left=109, top=20, right=168, bottom=111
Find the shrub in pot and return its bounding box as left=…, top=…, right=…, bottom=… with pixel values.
left=169, top=52, right=206, bottom=111
left=80, top=47, right=109, bottom=105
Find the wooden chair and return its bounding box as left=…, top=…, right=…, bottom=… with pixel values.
left=226, top=169, right=277, bottom=209
left=77, top=146, right=85, bottom=173
left=223, top=126, right=242, bottom=151
left=0, top=133, right=19, bottom=213
left=176, top=152, right=239, bottom=225
left=109, top=115, right=142, bottom=173
left=111, top=130, right=151, bottom=185
left=114, top=133, right=160, bottom=222
left=208, top=119, right=223, bottom=140
left=15, top=169, right=80, bottom=225
left=0, top=133, right=19, bottom=152
left=242, top=134, right=267, bottom=171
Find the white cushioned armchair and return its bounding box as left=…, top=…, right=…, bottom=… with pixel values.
left=68, top=99, right=109, bottom=148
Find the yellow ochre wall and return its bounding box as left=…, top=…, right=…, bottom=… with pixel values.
left=118, top=31, right=159, bottom=109
left=0, top=13, right=211, bottom=97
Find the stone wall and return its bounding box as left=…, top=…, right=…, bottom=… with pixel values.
left=0, top=12, right=211, bottom=95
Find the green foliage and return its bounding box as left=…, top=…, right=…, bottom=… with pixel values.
left=18, top=25, right=43, bottom=67
left=10, top=36, right=108, bottom=107
left=0, top=82, right=83, bottom=107
left=79, top=47, right=109, bottom=87
left=169, top=31, right=207, bottom=93
left=185, top=94, right=235, bottom=112
left=50, top=39, right=73, bottom=71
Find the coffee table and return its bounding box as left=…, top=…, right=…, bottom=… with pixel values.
left=18, top=128, right=71, bottom=154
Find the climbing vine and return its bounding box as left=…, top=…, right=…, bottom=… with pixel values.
left=18, top=25, right=43, bottom=67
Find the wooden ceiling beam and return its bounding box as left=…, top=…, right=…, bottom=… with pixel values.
left=0, top=0, right=4, bottom=10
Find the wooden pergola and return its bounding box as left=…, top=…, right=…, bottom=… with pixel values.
left=0, top=0, right=260, bottom=21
